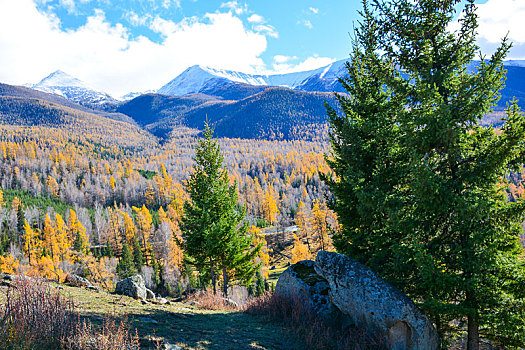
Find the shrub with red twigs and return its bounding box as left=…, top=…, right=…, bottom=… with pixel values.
left=244, top=292, right=386, bottom=350
left=0, top=278, right=75, bottom=349
left=63, top=315, right=140, bottom=350
left=186, top=287, right=239, bottom=311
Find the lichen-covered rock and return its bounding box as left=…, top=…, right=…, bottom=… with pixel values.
left=115, top=275, right=147, bottom=300
left=65, top=274, right=93, bottom=288
left=275, top=260, right=344, bottom=324
left=314, top=251, right=439, bottom=350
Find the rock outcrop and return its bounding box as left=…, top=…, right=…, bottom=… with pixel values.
left=115, top=275, right=156, bottom=300
left=275, top=251, right=439, bottom=350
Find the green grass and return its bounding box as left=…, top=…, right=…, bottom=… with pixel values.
left=267, top=266, right=288, bottom=286
left=34, top=284, right=304, bottom=350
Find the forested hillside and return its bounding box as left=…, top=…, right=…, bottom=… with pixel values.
left=0, top=102, right=337, bottom=293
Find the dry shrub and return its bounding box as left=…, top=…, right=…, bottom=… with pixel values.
left=0, top=277, right=140, bottom=350
left=244, top=292, right=385, bottom=350
left=64, top=315, right=140, bottom=350
left=186, top=287, right=239, bottom=311
left=0, top=277, right=75, bottom=349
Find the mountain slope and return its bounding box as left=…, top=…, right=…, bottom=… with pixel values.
left=0, top=95, right=156, bottom=148
left=33, top=71, right=117, bottom=108
left=182, top=87, right=339, bottom=140
left=0, top=83, right=134, bottom=124
left=119, top=87, right=340, bottom=141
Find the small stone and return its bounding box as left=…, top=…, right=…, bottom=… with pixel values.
left=138, top=317, right=158, bottom=324
left=162, top=341, right=182, bottom=350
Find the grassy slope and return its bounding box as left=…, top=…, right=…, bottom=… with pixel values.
left=4, top=284, right=303, bottom=350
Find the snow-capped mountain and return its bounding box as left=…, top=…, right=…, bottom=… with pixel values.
left=157, top=60, right=348, bottom=96
left=33, top=70, right=117, bottom=108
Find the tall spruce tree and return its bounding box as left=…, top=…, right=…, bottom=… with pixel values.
left=181, top=123, right=260, bottom=296
left=326, top=0, right=525, bottom=348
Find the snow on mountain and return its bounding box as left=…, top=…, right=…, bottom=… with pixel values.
left=158, top=59, right=349, bottom=96
left=120, top=90, right=157, bottom=101
left=33, top=71, right=117, bottom=107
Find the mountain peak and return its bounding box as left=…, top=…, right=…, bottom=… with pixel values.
left=35, top=70, right=90, bottom=89
left=32, top=70, right=116, bottom=107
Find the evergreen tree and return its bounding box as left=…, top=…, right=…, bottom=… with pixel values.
left=255, top=270, right=265, bottom=297
left=116, top=243, right=136, bottom=279
left=132, top=236, right=144, bottom=272
left=326, top=0, right=525, bottom=348
left=181, top=123, right=261, bottom=296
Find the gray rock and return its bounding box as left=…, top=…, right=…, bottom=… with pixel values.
left=86, top=285, right=101, bottom=292
left=156, top=297, right=168, bottom=305
left=65, top=274, right=93, bottom=288
left=162, top=341, right=183, bottom=350
left=223, top=298, right=239, bottom=308
left=226, top=285, right=249, bottom=306
left=115, top=275, right=147, bottom=300
left=145, top=288, right=156, bottom=301
left=315, top=251, right=439, bottom=350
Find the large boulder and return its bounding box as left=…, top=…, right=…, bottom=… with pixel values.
left=275, top=260, right=344, bottom=325
left=275, top=251, right=439, bottom=350
left=115, top=275, right=147, bottom=300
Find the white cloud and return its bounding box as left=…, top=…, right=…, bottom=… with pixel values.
left=220, top=1, right=247, bottom=15
left=298, top=19, right=313, bottom=29
left=126, top=10, right=150, bottom=26
left=309, top=7, right=319, bottom=15
left=163, top=0, right=181, bottom=9
left=254, top=24, right=278, bottom=38
left=272, top=56, right=334, bottom=74
left=476, top=0, right=525, bottom=44
left=247, top=14, right=264, bottom=24
left=59, top=0, right=76, bottom=13
left=273, top=55, right=297, bottom=64
left=449, top=0, right=525, bottom=58
left=0, top=0, right=269, bottom=96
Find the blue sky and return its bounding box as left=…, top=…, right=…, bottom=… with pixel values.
left=0, top=0, right=524, bottom=96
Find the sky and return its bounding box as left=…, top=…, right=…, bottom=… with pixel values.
left=0, top=0, right=524, bottom=97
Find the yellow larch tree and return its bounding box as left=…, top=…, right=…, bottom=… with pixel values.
left=0, top=254, right=19, bottom=274
left=109, top=176, right=116, bottom=191
left=68, top=209, right=89, bottom=255
left=118, top=209, right=136, bottom=245
left=133, top=205, right=153, bottom=263
left=262, top=184, right=279, bottom=225
left=158, top=206, right=184, bottom=271
left=291, top=234, right=312, bottom=264
left=309, top=200, right=335, bottom=253
left=42, top=214, right=59, bottom=261
left=154, top=163, right=174, bottom=205
left=46, top=175, right=60, bottom=198
left=23, top=220, right=39, bottom=265
left=249, top=225, right=271, bottom=277
left=54, top=213, right=71, bottom=264
left=107, top=207, right=123, bottom=253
